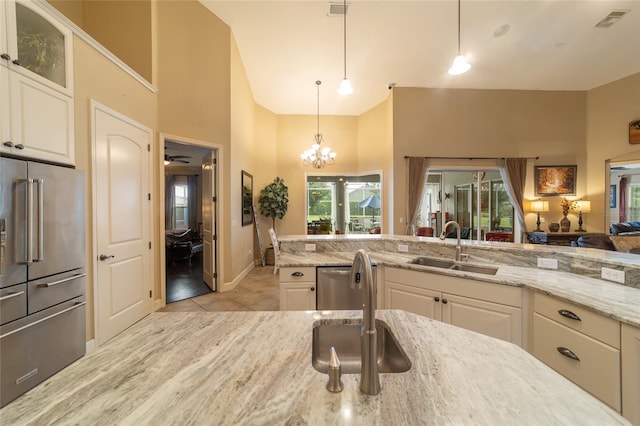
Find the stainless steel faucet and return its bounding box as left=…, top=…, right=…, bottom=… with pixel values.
left=351, top=249, right=380, bottom=395
left=439, top=220, right=462, bottom=262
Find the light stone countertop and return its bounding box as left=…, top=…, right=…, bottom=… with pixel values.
left=278, top=249, right=640, bottom=328
left=0, top=310, right=629, bottom=425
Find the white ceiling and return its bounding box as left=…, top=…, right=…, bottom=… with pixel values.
left=201, top=0, right=640, bottom=116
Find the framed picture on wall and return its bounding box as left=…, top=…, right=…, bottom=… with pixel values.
left=241, top=170, right=253, bottom=226
left=610, top=184, right=617, bottom=208
left=534, top=165, right=577, bottom=196
left=630, top=120, right=640, bottom=144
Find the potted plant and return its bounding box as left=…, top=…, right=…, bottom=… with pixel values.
left=258, top=177, right=289, bottom=230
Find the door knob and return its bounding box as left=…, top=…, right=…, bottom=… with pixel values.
left=99, top=254, right=115, bottom=261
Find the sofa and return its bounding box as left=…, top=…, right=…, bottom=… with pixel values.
left=577, top=228, right=640, bottom=254
left=610, top=221, right=640, bottom=235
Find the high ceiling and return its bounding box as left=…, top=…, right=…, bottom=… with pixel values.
left=201, top=0, right=640, bottom=116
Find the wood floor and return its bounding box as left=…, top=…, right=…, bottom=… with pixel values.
left=160, top=265, right=279, bottom=312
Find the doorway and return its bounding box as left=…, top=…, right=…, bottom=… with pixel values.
left=162, top=138, right=218, bottom=303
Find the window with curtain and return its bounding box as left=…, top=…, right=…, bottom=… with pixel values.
left=174, top=178, right=189, bottom=229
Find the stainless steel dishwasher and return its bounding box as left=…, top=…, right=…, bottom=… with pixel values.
left=316, top=266, right=377, bottom=310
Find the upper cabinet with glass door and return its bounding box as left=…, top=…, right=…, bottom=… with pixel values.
left=0, top=0, right=75, bottom=165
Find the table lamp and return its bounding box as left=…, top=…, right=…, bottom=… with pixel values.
left=573, top=200, right=591, bottom=232
left=530, top=200, right=549, bottom=232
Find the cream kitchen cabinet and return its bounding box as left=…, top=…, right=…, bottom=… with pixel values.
left=384, top=267, right=523, bottom=346
left=622, top=323, right=640, bottom=424
left=279, top=267, right=316, bottom=311
left=0, top=0, right=74, bottom=165
left=532, top=292, right=621, bottom=412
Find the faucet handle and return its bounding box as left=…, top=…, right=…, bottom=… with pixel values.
left=326, top=346, right=344, bottom=393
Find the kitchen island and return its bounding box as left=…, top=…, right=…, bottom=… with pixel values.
left=0, top=310, right=627, bottom=425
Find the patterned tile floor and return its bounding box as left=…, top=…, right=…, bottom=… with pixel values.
left=160, top=266, right=279, bottom=312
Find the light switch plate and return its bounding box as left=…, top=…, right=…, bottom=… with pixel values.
left=304, top=244, right=316, bottom=252
left=601, top=267, right=625, bottom=284
left=537, top=258, right=558, bottom=269
left=397, top=244, right=409, bottom=253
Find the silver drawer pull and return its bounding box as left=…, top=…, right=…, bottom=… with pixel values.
left=557, top=346, right=580, bottom=361
left=37, top=273, right=86, bottom=288
left=0, top=291, right=25, bottom=301
left=291, top=272, right=304, bottom=277
left=0, top=301, right=86, bottom=339
left=558, top=309, right=581, bottom=321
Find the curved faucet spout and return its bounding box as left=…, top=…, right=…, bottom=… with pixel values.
left=440, top=220, right=462, bottom=262
left=351, top=249, right=380, bottom=395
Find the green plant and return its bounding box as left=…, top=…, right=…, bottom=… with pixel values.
left=258, top=177, right=289, bottom=229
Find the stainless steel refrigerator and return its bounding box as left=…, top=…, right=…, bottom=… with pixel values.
left=0, top=157, right=86, bottom=407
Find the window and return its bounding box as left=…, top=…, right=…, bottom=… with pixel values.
left=174, top=179, right=189, bottom=229
left=418, top=170, right=513, bottom=240
left=306, top=173, right=381, bottom=234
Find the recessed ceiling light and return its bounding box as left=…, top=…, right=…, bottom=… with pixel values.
left=493, top=24, right=510, bottom=38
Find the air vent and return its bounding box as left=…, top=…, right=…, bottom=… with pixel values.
left=595, top=10, right=630, bottom=28
left=328, top=2, right=349, bottom=16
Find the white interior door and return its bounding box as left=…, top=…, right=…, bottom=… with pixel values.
left=202, top=151, right=217, bottom=290
left=94, top=103, right=152, bottom=345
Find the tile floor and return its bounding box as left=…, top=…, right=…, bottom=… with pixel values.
left=159, top=265, right=279, bottom=312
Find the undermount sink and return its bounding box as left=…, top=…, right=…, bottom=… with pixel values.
left=408, top=256, right=498, bottom=275
left=312, top=320, right=411, bottom=374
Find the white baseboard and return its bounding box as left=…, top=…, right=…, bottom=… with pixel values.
left=220, top=262, right=255, bottom=292
left=85, top=339, right=96, bottom=355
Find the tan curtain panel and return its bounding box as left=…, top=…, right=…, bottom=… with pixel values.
left=498, top=158, right=528, bottom=233
left=407, top=157, right=429, bottom=233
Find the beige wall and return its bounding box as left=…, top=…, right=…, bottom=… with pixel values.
left=586, top=73, right=640, bottom=232
left=48, top=0, right=153, bottom=82
left=392, top=87, right=587, bottom=234
left=72, top=37, right=158, bottom=340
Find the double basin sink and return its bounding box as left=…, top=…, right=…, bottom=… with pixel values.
left=408, top=256, right=498, bottom=275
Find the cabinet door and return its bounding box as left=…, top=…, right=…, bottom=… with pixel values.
left=5, top=1, right=73, bottom=96
left=6, top=70, right=74, bottom=165
left=442, top=293, right=522, bottom=346
left=622, top=323, right=640, bottom=424
left=385, top=281, right=441, bottom=320
left=0, top=66, right=9, bottom=150
left=279, top=282, right=315, bottom=311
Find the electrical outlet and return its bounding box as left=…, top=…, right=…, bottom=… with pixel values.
left=397, top=244, right=409, bottom=253
left=537, top=258, right=558, bottom=269
left=601, top=267, right=625, bottom=284
left=304, top=244, right=316, bottom=252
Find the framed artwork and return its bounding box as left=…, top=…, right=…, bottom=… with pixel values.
left=610, top=184, right=617, bottom=208
left=630, top=119, right=640, bottom=144
left=534, top=165, right=577, bottom=196
left=241, top=170, right=253, bottom=226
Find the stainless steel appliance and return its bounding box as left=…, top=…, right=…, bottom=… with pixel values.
left=317, top=266, right=377, bottom=310
left=0, top=157, right=86, bottom=407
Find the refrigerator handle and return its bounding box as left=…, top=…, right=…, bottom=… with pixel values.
left=36, top=178, right=44, bottom=262
left=26, top=178, right=34, bottom=264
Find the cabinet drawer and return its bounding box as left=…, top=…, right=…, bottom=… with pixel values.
left=279, top=267, right=316, bottom=283
left=533, top=313, right=621, bottom=411
left=0, top=283, right=27, bottom=325
left=534, top=292, right=620, bottom=348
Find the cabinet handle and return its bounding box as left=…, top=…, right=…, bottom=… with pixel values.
left=291, top=272, right=304, bottom=277
left=557, top=347, right=580, bottom=361
left=558, top=309, right=581, bottom=321
left=310, top=287, right=315, bottom=292
left=3, top=141, right=14, bottom=148
left=442, top=298, right=448, bottom=304
left=0, top=53, right=10, bottom=61
left=15, top=144, right=24, bottom=150
left=0, top=291, right=25, bottom=301
left=434, top=297, right=440, bottom=302
left=12, top=59, right=21, bottom=66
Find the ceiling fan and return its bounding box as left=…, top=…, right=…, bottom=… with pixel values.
left=164, top=147, right=191, bottom=164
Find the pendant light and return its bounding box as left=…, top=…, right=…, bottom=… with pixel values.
left=301, top=81, right=337, bottom=168
left=448, top=0, right=471, bottom=75
left=337, top=0, right=353, bottom=95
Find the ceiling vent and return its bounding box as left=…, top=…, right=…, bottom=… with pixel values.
left=328, top=2, right=349, bottom=17
left=595, top=10, right=630, bottom=28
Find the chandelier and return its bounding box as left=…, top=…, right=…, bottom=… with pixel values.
left=300, top=81, right=336, bottom=168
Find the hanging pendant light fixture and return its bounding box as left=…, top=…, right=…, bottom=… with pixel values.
left=448, top=0, right=471, bottom=75
left=337, top=0, right=353, bottom=95
left=301, top=81, right=337, bottom=168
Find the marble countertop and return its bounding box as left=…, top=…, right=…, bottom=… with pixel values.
left=0, top=310, right=628, bottom=425
left=279, top=250, right=640, bottom=328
